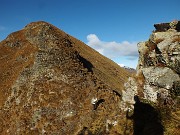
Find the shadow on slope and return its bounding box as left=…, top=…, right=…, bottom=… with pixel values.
left=126, top=96, right=164, bottom=135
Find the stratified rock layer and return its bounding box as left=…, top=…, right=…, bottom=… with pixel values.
left=0, top=21, right=130, bottom=134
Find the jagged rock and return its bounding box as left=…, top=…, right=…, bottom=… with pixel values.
left=137, top=42, right=149, bottom=70
left=142, top=67, right=180, bottom=90
left=123, top=21, right=180, bottom=135
left=0, top=21, right=130, bottom=134
left=143, top=84, right=159, bottom=102
left=122, top=77, right=138, bottom=104
left=141, top=66, right=180, bottom=103
left=119, top=77, right=138, bottom=114
left=136, top=21, right=180, bottom=102
left=133, top=21, right=180, bottom=135
left=154, top=20, right=180, bottom=32
left=154, top=23, right=170, bottom=32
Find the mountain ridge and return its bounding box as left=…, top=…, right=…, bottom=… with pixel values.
left=0, top=21, right=130, bottom=134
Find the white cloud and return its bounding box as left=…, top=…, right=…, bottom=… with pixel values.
left=86, top=34, right=138, bottom=59
left=118, top=63, right=125, bottom=67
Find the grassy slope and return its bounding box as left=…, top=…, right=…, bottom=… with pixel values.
left=70, top=35, right=130, bottom=91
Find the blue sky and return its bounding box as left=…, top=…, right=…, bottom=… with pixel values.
left=0, top=0, right=180, bottom=68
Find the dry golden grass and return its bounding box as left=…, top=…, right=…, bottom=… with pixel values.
left=69, top=35, right=130, bottom=91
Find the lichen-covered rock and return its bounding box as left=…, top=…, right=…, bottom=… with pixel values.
left=137, top=42, right=149, bottom=70
left=136, top=21, right=180, bottom=103
left=120, top=77, right=138, bottom=110
left=142, top=67, right=180, bottom=90
left=122, top=79, right=137, bottom=103
left=134, top=21, right=180, bottom=135
left=123, top=21, right=180, bottom=135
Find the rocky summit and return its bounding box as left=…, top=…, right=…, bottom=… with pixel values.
left=0, top=21, right=130, bottom=134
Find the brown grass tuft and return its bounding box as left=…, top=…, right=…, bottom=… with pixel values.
left=154, top=38, right=164, bottom=44
left=172, top=36, right=180, bottom=43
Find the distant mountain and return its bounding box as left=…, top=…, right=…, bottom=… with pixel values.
left=0, top=21, right=130, bottom=134
left=122, top=66, right=136, bottom=73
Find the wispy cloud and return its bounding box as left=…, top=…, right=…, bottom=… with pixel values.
left=86, top=34, right=138, bottom=59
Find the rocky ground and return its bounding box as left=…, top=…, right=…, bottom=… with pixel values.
left=0, top=20, right=179, bottom=135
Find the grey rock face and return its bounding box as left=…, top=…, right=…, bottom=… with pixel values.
left=123, top=21, right=180, bottom=135
left=142, top=67, right=180, bottom=90
left=136, top=21, right=180, bottom=102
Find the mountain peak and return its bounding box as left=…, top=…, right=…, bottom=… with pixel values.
left=24, top=21, right=50, bottom=28
left=0, top=21, right=130, bottom=134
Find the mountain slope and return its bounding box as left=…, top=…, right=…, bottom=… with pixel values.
left=0, top=21, right=130, bottom=134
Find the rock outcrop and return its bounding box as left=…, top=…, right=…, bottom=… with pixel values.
left=123, top=21, right=180, bottom=135
left=137, top=21, right=180, bottom=102
left=154, top=20, right=180, bottom=32
left=0, top=21, right=130, bottom=134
